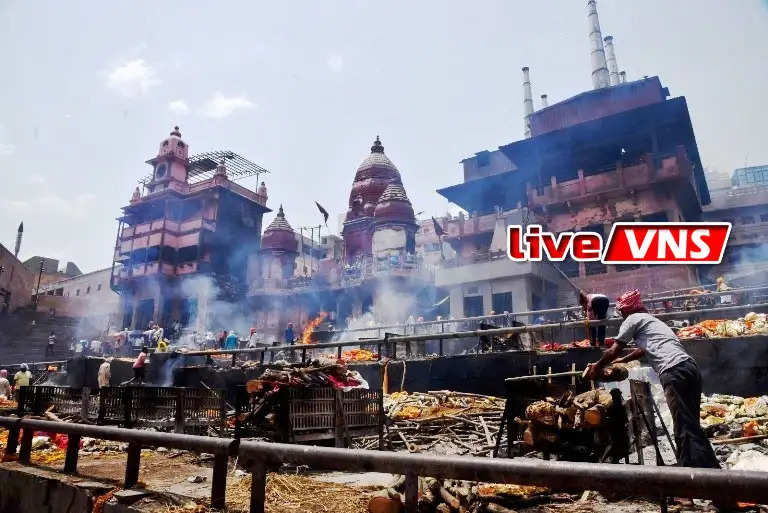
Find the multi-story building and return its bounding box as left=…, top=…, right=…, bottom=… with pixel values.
left=36, top=268, right=121, bottom=326
left=434, top=1, right=710, bottom=316
left=701, top=173, right=768, bottom=286
left=111, top=127, right=271, bottom=331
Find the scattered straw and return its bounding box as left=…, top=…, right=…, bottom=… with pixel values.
left=227, top=473, right=369, bottom=513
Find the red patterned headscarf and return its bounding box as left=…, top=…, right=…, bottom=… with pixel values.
left=616, top=289, right=645, bottom=315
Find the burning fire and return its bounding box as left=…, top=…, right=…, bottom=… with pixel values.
left=301, top=312, right=328, bottom=344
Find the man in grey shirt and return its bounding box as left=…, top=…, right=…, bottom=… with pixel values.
left=586, top=289, right=720, bottom=470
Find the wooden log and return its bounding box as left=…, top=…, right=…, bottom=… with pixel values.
left=485, top=503, right=517, bottom=513
left=584, top=405, right=605, bottom=427
left=439, top=487, right=461, bottom=510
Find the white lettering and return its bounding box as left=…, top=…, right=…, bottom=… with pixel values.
left=690, top=229, right=710, bottom=259
left=657, top=229, right=686, bottom=258
left=625, top=229, right=656, bottom=258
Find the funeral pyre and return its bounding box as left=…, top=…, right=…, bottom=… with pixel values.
left=513, top=365, right=630, bottom=462
left=677, top=312, right=768, bottom=339
left=361, top=391, right=506, bottom=456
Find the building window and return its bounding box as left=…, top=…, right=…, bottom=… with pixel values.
left=97, top=284, right=102, bottom=291
left=147, top=246, right=160, bottom=262
left=162, top=246, right=177, bottom=263
left=740, top=216, right=756, bottom=225
left=76, top=289, right=80, bottom=296
left=177, top=245, right=199, bottom=263
left=463, top=296, right=484, bottom=318
left=86, top=286, right=91, bottom=294
left=760, top=214, right=768, bottom=223
left=492, top=292, right=513, bottom=314
left=559, top=257, right=580, bottom=278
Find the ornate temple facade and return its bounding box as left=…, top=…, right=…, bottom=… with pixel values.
left=247, top=137, right=435, bottom=343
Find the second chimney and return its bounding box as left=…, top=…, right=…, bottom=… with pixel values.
left=603, top=35, right=619, bottom=86
left=522, top=66, right=534, bottom=138
left=586, top=0, right=610, bottom=89
left=540, top=94, right=549, bottom=108
left=619, top=70, right=627, bottom=83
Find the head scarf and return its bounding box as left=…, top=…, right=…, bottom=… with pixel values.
left=616, top=289, right=645, bottom=315
left=20, top=363, right=28, bottom=372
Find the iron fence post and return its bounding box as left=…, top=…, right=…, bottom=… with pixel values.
left=211, top=453, right=228, bottom=509
left=249, top=460, right=267, bottom=513
left=32, top=386, right=42, bottom=416
left=5, top=425, right=19, bottom=456
left=123, top=387, right=133, bottom=429
left=19, top=427, right=33, bottom=463
left=64, top=434, right=81, bottom=473
left=125, top=442, right=141, bottom=488
left=232, top=352, right=237, bottom=366
left=80, top=387, right=90, bottom=421
left=405, top=473, right=418, bottom=512
left=16, top=387, right=26, bottom=416
left=175, top=388, right=185, bottom=434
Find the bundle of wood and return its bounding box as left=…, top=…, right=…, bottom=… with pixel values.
left=383, top=475, right=563, bottom=513
left=520, top=389, right=617, bottom=446
left=360, top=391, right=506, bottom=456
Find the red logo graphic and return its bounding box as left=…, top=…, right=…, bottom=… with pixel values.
left=507, top=223, right=731, bottom=264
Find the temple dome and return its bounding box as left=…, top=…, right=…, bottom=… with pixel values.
left=157, top=126, right=188, bottom=160
left=346, top=136, right=402, bottom=222
left=261, top=205, right=298, bottom=252
left=373, top=183, right=415, bottom=222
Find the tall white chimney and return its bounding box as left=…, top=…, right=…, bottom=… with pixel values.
left=619, top=70, right=627, bottom=83
left=603, top=35, right=619, bottom=86
left=522, top=66, right=534, bottom=138
left=586, top=0, right=610, bottom=89
left=540, top=94, right=549, bottom=108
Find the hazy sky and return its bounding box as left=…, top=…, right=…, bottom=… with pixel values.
left=1, top=0, right=767, bottom=273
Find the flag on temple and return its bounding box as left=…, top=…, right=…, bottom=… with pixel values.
left=315, top=201, right=329, bottom=226
left=432, top=217, right=446, bottom=237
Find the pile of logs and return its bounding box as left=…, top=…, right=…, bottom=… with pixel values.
left=382, top=475, right=566, bottom=513
left=355, top=391, right=506, bottom=456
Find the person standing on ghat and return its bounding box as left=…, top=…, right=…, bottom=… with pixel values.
left=284, top=322, right=295, bottom=345
left=579, top=290, right=610, bottom=346
left=132, top=347, right=148, bottom=385
left=586, top=290, right=720, bottom=470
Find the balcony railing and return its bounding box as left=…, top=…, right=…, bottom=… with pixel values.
left=120, top=217, right=216, bottom=241
left=528, top=148, right=692, bottom=208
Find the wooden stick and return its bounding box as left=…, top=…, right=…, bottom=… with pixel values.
left=711, top=433, right=768, bottom=445
left=479, top=416, right=494, bottom=447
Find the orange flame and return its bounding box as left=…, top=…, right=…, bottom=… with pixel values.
left=301, top=312, right=328, bottom=344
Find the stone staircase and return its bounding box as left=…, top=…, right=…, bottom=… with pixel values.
left=0, top=310, right=104, bottom=366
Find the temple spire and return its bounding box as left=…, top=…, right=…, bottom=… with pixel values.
left=371, top=135, right=384, bottom=153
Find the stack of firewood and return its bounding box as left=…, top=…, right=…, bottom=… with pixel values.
left=382, top=475, right=567, bottom=513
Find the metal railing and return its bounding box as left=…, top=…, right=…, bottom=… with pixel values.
left=1, top=416, right=768, bottom=513
left=331, top=283, right=768, bottom=338
left=178, top=301, right=768, bottom=365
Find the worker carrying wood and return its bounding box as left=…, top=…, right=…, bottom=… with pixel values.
left=585, top=289, right=720, bottom=471
left=578, top=290, right=610, bottom=346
